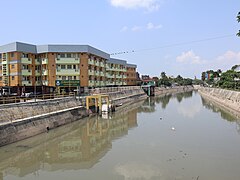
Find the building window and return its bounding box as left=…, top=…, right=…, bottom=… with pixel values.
left=12, top=76, right=15, bottom=80
left=11, top=64, right=15, bottom=69
left=61, top=65, right=66, bottom=69
left=67, top=65, right=72, bottom=69
left=67, top=53, right=71, bottom=58
left=62, top=76, right=66, bottom=80
left=0, top=54, right=2, bottom=59
left=60, top=53, right=65, bottom=58
left=74, top=76, right=77, bottom=80
left=73, top=65, right=76, bottom=69
left=11, top=52, right=14, bottom=57
left=68, top=76, right=72, bottom=80
left=0, top=77, right=2, bottom=81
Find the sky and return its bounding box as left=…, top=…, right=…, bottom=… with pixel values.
left=0, top=0, right=239, bottom=78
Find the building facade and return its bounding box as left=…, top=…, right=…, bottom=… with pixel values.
left=126, top=64, right=137, bottom=86
left=0, top=42, right=137, bottom=92
left=106, top=58, right=127, bottom=86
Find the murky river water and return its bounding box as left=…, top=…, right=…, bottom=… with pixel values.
left=0, top=91, right=240, bottom=180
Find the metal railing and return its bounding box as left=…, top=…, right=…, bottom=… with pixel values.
left=0, top=93, right=76, bottom=105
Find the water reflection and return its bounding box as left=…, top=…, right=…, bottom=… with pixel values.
left=0, top=101, right=141, bottom=179
left=201, top=96, right=240, bottom=134
left=138, top=91, right=194, bottom=112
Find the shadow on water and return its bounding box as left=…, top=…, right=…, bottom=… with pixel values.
left=138, top=90, right=194, bottom=112
left=0, top=101, right=143, bottom=178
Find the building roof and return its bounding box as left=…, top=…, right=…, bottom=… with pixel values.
left=107, top=58, right=127, bottom=65
left=0, top=42, right=110, bottom=59
left=126, top=63, right=137, bottom=68
left=0, top=42, right=37, bottom=54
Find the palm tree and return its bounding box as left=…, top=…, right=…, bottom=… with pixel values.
left=237, top=30, right=240, bottom=37
left=237, top=12, right=240, bottom=36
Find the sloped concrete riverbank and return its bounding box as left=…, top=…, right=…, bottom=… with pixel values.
left=197, top=87, right=240, bottom=115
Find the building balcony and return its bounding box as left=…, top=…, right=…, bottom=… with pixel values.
left=100, top=62, right=105, bottom=67
left=116, top=75, right=122, bottom=78
left=107, top=74, right=115, bottom=78
left=22, top=80, right=32, bottom=86
left=22, top=69, right=32, bottom=76
left=88, top=80, right=95, bottom=87
left=116, top=82, right=123, bottom=86
left=99, top=81, right=106, bottom=86
left=42, top=58, right=48, bottom=65
left=56, top=58, right=80, bottom=64
left=35, top=59, right=41, bottom=65
left=106, top=82, right=115, bottom=86
left=56, top=69, right=80, bottom=75
left=35, top=70, right=41, bottom=76
left=120, top=68, right=127, bottom=72
left=35, top=81, right=42, bottom=86
left=95, top=71, right=100, bottom=76
left=88, top=70, right=95, bottom=76
left=99, top=71, right=105, bottom=76
left=42, top=69, right=48, bottom=76
left=21, top=58, right=32, bottom=64
left=95, top=62, right=100, bottom=66
left=42, top=80, right=49, bottom=86
left=88, top=59, right=95, bottom=65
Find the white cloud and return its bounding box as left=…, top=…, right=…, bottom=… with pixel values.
left=173, top=50, right=240, bottom=78
left=176, top=50, right=206, bottom=64
left=147, top=22, right=162, bottom=30
left=216, top=50, right=240, bottom=62
left=120, top=22, right=162, bottom=32
left=131, top=25, right=142, bottom=31
left=210, top=51, right=240, bottom=71
left=120, top=26, right=128, bottom=32
left=110, top=0, right=160, bottom=11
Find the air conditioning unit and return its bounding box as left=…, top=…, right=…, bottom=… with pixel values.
left=57, top=58, right=60, bottom=61
left=28, top=58, right=31, bottom=61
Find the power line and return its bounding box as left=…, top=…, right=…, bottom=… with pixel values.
left=110, top=34, right=235, bottom=56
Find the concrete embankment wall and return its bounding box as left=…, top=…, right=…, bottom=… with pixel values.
left=0, top=107, right=88, bottom=147
left=155, top=86, right=194, bottom=96
left=197, top=87, right=240, bottom=114
left=0, top=97, right=82, bottom=125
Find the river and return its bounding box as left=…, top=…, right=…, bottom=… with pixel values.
left=0, top=91, right=240, bottom=180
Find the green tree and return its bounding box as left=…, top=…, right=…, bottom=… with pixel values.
left=217, top=70, right=240, bottom=90
left=160, top=72, right=167, bottom=78
left=232, top=65, right=239, bottom=70
left=158, top=72, right=171, bottom=87
left=201, top=72, right=206, bottom=81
